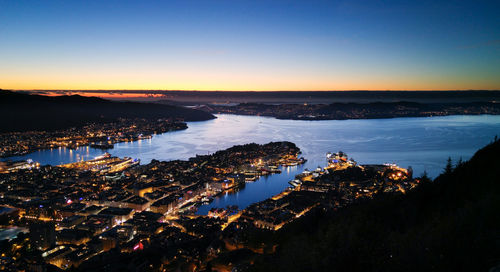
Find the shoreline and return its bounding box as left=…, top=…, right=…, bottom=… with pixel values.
left=204, top=101, right=500, bottom=121
left=2, top=113, right=497, bottom=164
left=0, top=119, right=189, bottom=159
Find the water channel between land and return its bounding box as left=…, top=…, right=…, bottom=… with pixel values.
left=3, top=114, right=500, bottom=214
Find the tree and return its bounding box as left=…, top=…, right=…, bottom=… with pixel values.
left=420, top=170, right=432, bottom=184
left=407, top=166, right=413, bottom=178
left=444, top=157, right=453, bottom=175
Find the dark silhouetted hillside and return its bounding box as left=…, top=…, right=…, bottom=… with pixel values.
left=0, top=90, right=215, bottom=132
left=250, top=138, right=500, bottom=271
left=206, top=101, right=500, bottom=120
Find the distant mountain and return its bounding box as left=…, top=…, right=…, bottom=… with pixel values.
left=249, top=138, right=500, bottom=271
left=154, top=89, right=500, bottom=104
left=0, top=90, right=215, bottom=132
left=18, top=90, right=500, bottom=104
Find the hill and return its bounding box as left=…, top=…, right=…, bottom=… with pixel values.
left=249, top=138, right=500, bottom=271
left=205, top=101, right=500, bottom=120
left=0, top=90, right=215, bottom=132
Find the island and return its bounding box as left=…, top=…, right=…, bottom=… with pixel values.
left=202, top=101, right=500, bottom=120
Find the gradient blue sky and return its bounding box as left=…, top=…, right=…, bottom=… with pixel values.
left=1, top=0, right=499, bottom=90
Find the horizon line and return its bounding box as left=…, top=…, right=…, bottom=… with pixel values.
left=4, top=89, right=500, bottom=92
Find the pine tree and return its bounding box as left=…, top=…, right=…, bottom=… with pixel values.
left=444, top=157, right=453, bottom=175
left=421, top=170, right=430, bottom=180
left=418, top=170, right=432, bottom=185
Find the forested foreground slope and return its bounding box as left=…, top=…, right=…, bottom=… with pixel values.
left=251, top=139, right=500, bottom=272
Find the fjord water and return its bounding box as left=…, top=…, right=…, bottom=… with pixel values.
left=3, top=114, right=500, bottom=213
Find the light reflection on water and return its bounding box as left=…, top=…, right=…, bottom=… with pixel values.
left=2, top=114, right=500, bottom=213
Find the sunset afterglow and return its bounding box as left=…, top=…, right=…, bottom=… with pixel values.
left=1, top=0, right=499, bottom=91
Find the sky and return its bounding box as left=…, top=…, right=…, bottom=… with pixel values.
left=0, top=0, right=499, bottom=91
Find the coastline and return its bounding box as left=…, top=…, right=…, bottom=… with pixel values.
left=204, top=101, right=500, bottom=121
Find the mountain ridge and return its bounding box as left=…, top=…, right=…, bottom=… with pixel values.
left=0, top=90, right=215, bottom=133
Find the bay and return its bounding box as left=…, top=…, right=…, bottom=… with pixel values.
left=3, top=114, right=499, bottom=213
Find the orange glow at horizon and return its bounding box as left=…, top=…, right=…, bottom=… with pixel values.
left=2, top=64, right=500, bottom=92
left=3, top=76, right=500, bottom=93
left=42, top=92, right=166, bottom=99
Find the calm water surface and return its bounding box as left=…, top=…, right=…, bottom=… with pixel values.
left=3, top=114, right=500, bottom=213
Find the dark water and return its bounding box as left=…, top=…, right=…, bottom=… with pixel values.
left=3, top=114, right=500, bottom=213
left=0, top=227, right=27, bottom=241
